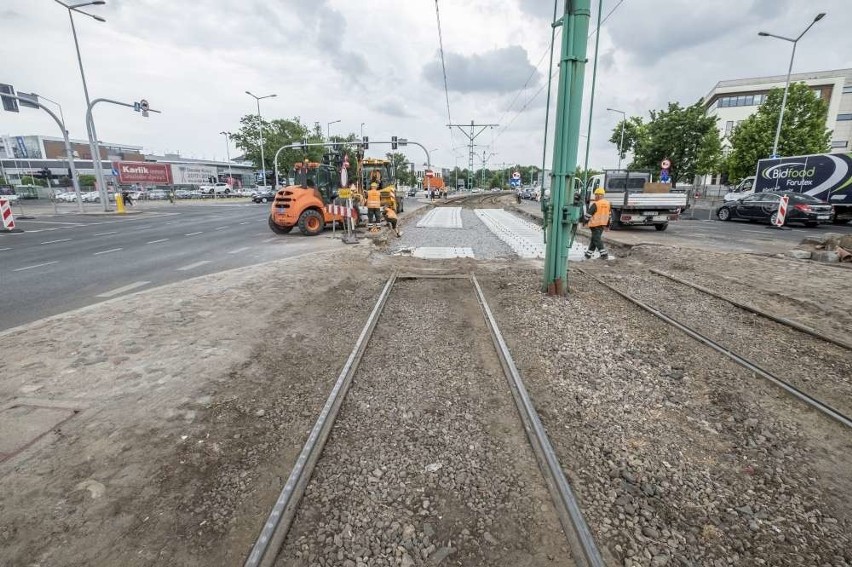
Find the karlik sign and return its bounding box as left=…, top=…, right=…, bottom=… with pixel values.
left=114, top=161, right=172, bottom=184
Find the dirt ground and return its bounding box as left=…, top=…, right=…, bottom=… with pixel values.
left=2, top=207, right=850, bottom=567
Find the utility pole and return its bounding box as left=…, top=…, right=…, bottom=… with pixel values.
left=543, top=0, right=592, bottom=295
left=448, top=120, right=497, bottom=190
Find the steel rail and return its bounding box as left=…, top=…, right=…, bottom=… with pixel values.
left=649, top=268, right=852, bottom=352
left=244, top=273, right=398, bottom=567
left=579, top=269, right=852, bottom=430
left=470, top=274, right=606, bottom=567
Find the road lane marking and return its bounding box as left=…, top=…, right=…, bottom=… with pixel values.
left=263, top=237, right=278, bottom=243
left=94, top=231, right=118, bottom=236
left=213, top=226, right=228, bottom=231
left=239, top=221, right=249, bottom=225
left=40, top=238, right=72, bottom=245
left=18, top=220, right=84, bottom=225
left=137, top=225, right=153, bottom=229
left=96, top=281, right=151, bottom=298
left=176, top=260, right=211, bottom=271
left=13, top=261, right=59, bottom=272
left=147, top=238, right=169, bottom=244
left=228, top=247, right=250, bottom=255
left=93, top=248, right=123, bottom=255
left=185, top=231, right=203, bottom=236
left=0, top=247, right=10, bottom=252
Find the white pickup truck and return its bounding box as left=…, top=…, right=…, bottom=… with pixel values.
left=587, top=171, right=688, bottom=231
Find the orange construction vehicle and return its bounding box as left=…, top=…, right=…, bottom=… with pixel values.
left=267, top=161, right=353, bottom=236
left=423, top=171, right=446, bottom=198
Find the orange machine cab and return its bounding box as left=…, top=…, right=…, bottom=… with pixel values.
left=268, top=161, right=349, bottom=236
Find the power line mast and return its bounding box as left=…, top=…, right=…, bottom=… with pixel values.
left=543, top=0, right=592, bottom=295
left=448, top=120, right=497, bottom=189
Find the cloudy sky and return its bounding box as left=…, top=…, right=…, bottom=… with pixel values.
left=1, top=0, right=849, bottom=171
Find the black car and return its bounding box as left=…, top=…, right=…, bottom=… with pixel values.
left=252, top=189, right=276, bottom=203
left=716, top=191, right=834, bottom=227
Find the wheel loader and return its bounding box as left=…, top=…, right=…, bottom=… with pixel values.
left=267, top=160, right=355, bottom=236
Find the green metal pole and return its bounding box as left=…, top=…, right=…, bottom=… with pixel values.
left=543, top=0, right=592, bottom=295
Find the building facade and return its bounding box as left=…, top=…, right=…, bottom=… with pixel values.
left=702, top=68, right=852, bottom=183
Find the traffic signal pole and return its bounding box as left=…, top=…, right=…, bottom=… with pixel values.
left=543, top=0, right=592, bottom=295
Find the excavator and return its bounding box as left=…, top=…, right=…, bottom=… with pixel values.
left=267, top=159, right=355, bottom=236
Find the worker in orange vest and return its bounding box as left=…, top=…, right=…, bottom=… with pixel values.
left=384, top=203, right=402, bottom=237
left=584, top=187, right=610, bottom=259
left=366, top=182, right=382, bottom=229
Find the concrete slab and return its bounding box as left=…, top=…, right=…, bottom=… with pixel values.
left=416, top=207, right=463, bottom=229
left=411, top=247, right=475, bottom=259
left=0, top=404, right=77, bottom=462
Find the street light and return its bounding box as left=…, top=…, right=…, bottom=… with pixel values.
left=606, top=107, right=626, bottom=170
left=220, top=131, right=233, bottom=185
left=758, top=12, right=826, bottom=158
left=246, top=91, right=276, bottom=187
left=54, top=0, right=107, bottom=206
left=327, top=119, right=341, bottom=141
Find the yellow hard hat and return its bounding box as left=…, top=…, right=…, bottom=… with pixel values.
left=594, top=188, right=605, bottom=196
left=370, top=182, right=378, bottom=188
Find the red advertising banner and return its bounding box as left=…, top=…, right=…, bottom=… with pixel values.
left=113, top=161, right=172, bottom=184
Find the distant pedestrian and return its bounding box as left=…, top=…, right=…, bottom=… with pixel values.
left=122, top=190, right=134, bottom=207
left=584, top=187, right=610, bottom=259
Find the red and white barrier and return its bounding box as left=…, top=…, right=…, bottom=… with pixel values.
left=774, top=194, right=789, bottom=227
left=1, top=198, right=15, bottom=231
left=326, top=204, right=357, bottom=218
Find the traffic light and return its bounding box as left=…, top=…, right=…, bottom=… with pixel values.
left=363, top=136, right=369, bottom=150
left=391, top=136, right=398, bottom=150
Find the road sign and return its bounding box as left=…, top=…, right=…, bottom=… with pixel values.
left=339, top=188, right=352, bottom=199
left=774, top=194, right=789, bottom=226
left=133, top=101, right=141, bottom=112
left=661, top=159, right=671, bottom=169
left=340, top=167, right=348, bottom=187
left=139, top=99, right=149, bottom=117
left=512, top=171, right=521, bottom=180
left=18, top=92, right=39, bottom=109
left=425, top=170, right=434, bottom=178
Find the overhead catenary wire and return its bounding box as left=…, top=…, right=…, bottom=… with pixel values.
left=491, top=0, right=628, bottom=147
left=434, top=0, right=455, bottom=151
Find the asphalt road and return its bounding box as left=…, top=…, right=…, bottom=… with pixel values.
left=0, top=203, right=342, bottom=331
left=516, top=199, right=852, bottom=254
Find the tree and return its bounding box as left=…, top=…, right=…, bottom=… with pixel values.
left=608, top=116, right=647, bottom=160
left=77, top=174, right=96, bottom=187
left=230, top=116, right=324, bottom=181
left=20, top=175, right=47, bottom=187
left=611, top=100, right=721, bottom=185
left=726, top=83, right=831, bottom=181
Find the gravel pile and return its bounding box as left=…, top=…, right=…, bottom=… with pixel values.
left=393, top=209, right=516, bottom=259
left=480, top=267, right=852, bottom=567
left=605, top=271, right=852, bottom=418
left=278, top=278, right=571, bottom=566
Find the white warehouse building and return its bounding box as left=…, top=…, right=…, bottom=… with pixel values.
left=702, top=68, right=852, bottom=184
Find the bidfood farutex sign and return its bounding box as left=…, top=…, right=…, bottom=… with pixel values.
left=755, top=153, right=852, bottom=203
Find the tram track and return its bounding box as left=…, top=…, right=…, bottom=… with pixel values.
left=578, top=268, right=852, bottom=430
left=246, top=272, right=604, bottom=567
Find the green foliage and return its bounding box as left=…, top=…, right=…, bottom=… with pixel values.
left=608, top=116, right=647, bottom=160
left=726, top=83, right=831, bottom=181
left=230, top=116, right=327, bottom=178
left=611, top=100, right=721, bottom=185
left=77, top=174, right=97, bottom=187
left=20, top=175, right=47, bottom=187
left=386, top=152, right=415, bottom=185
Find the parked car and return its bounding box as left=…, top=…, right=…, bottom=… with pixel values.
left=252, top=189, right=276, bottom=203
left=198, top=182, right=232, bottom=195
left=0, top=188, right=20, bottom=203
left=174, top=189, right=191, bottom=199
left=81, top=191, right=100, bottom=202
left=716, top=191, right=834, bottom=227
left=407, top=188, right=417, bottom=197
left=723, top=176, right=755, bottom=202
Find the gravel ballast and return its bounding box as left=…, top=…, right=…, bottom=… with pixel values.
left=278, top=277, right=573, bottom=566
left=481, top=267, right=852, bottom=567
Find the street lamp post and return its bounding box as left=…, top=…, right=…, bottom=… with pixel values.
left=327, top=120, right=341, bottom=141
left=220, top=131, right=233, bottom=185
left=246, top=91, right=276, bottom=187
left=607, top=108, right=626, bottom=170
left=360, top=122, right=365, bottom=139
left=54, top=0, right=107, bottom=205
left=759, top=12, right=826, bottom=158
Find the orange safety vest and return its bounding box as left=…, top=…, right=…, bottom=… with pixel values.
left=588, top=198, right=611, bottom=228
left=366, top=189, right=381, bottom=208
left=384, top=207, right=397, bottom=220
